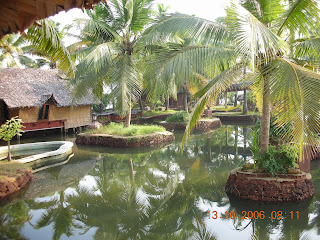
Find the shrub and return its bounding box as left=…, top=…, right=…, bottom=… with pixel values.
left=166, top=112, right=189, bottom=123
left=256, top=144, right=298, bottom=176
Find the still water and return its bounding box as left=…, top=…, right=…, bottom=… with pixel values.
left=1, top=125, right=320, bottom=240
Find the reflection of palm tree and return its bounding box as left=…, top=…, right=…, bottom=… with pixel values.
left=33, top=191, right=80, bottom=240
left=0, top=201, right=30, bottom=240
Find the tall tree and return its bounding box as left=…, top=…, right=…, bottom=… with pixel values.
left=71, top=0, right=155, bottom=127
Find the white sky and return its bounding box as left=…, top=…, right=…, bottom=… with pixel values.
left=50, top=0, right=231, bottom=45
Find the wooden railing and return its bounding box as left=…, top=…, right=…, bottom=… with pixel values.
left=22, top=120, right=65, bottom=132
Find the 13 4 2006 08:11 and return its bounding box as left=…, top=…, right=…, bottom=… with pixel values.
left=207, top=211, right=299, bottom=220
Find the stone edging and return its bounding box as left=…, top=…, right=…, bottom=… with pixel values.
left=75, top=131, right=175, bottom=147
left=160, top=118, right=222, bottom=131
left=0, top=169, right=33, bottom=198
left=225, top=168, right=315, bottom=202
left=213, top=114, right=258, bottom=123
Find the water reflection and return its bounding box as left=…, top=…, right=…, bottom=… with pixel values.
left=0, top=125, right=319, bottom=239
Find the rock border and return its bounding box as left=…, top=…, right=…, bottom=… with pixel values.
left=75, top=131, right=175, bottom=147
left=225, top=168, right=315, bottom=202
left=160, top=118, right=222, bottom=131
left=0, top=169, right=33, bottom=198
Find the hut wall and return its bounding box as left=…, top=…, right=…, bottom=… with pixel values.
left=19, top=107, right=40, bottom=122
left=12, top=105, right=91, bottom=129
left=8, top=108, right=20, bottom=119
left=49, top=105, right=92, bottom=129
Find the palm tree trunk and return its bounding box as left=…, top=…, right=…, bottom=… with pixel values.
left=183, top=86, right=188, bottom=112
left=165, top=96, right=170, bottom=110
left=124, top=96, right=131, bottom=128
left=260, top=78, right=270, bottom=154
left=7, top=141, right=11, bottom=161
left=138, top=97, right=143, bottom=112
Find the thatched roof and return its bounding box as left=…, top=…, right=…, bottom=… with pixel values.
left=0, top=0, right=103, bottom=38
left=0, top=68, right=95, bottom=108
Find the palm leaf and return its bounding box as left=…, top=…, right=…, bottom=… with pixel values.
left=139, top=13, right=227, bottom=47
left=277, top=0, right=320, bottom=37
left=26, top=19, right=75, bottom=77
left=226, top=3, right=287, bottom=68
left=261, top=58, right=320, bottom=160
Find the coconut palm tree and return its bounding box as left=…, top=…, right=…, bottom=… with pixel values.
left=0, top=19, right=74, bottom=76
left=0, top=34, right=23, bottom=67
left=71, top=0, right=156, bottom=127
left=143, top=0, right=320, bottom=160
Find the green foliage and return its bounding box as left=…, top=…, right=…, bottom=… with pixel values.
left=256, top=145, right=298, bottom=176
left=250, top=119, right=298, bottom=176
left=166, top=112, right=189, bottom=123
left=0, top=117, right=24, bottom=142
left=86, top=122, right=165, bottom=136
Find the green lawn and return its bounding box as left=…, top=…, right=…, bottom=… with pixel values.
left=85, top=122, right=166, bottom=136
left=0, top=161, right=30, bottom=181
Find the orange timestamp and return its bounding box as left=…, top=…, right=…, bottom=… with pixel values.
left=207, top=210, right=299, bottom=220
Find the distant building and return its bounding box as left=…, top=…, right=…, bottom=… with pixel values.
left=0, top=68, right=95, bottom=132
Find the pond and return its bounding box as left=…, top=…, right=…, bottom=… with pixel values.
left=1, top=125, right=320, bottom=240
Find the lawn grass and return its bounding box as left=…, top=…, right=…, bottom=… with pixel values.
left=0, top=161, right=30, bottom=181
left=142, top=109, right=177, bottom=118
left=85, top=122, right=166, bottom=136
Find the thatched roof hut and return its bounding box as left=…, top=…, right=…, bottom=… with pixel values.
left=0, top=0, right=103, bottom=38
left=0, top=68, right=95, bottom=131
left=0, top=68, right=93, bottom=108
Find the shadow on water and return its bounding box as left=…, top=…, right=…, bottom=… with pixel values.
left=0, top=124, right=319, bottom=239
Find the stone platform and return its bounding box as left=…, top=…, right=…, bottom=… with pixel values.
left=225, top=168, right=315, bottom=202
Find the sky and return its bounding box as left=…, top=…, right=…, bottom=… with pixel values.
left=50, top=0, right=231, bottom=45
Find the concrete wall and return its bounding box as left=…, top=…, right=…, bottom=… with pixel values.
left=16, top=105, right=92, bottom=129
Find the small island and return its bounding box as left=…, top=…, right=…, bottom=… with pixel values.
left=76, top=122, right=175, bottom=147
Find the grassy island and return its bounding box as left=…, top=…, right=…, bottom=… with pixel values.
left=85, top=122, right=166, bottom=136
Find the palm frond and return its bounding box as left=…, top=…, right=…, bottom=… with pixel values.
left=109, top=54, right=142, bottom=114
left=292, top=37, right=320, bottom=66
left=26, top=19, right=75, bottom=77
left=277, top=0, right=320, bottom=37
left=139, top=14, right=227, bottom=46
left=226, top=3, right=287, bottom=68
left=261, top=58, right=320, bottom=160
